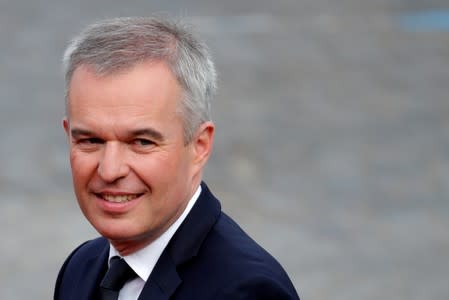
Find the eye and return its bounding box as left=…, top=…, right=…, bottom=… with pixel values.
left=79, top=137, right=104, bottom=144
left=133, top=139, right=155, bottom=146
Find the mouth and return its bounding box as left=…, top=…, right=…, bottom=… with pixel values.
left=95, top=193, right=143, bottom=203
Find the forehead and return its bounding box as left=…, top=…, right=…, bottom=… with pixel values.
left=68, top=61, right=182, bottom=112
left=66, top=62, right=184, bottom=134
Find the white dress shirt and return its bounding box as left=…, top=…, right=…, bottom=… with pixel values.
left=108, top=185, right=202, bottom=300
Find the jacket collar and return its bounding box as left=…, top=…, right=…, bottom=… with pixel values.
left=138, top=182, right=221, bottom=300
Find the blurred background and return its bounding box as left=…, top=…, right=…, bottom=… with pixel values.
left=1, top=0, right=449, bottom=299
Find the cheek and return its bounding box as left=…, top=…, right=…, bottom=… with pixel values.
left=70, top=151, right=97, bottom=183
left=133, top=156, right=173, bottom=185
left=130, top=152, right=189, bottom=190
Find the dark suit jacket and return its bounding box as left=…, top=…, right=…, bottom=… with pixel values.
left=54, top=183, right=300, bottom=299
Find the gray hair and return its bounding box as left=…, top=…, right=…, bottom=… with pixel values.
left=63, top=16, right=217, bottom=143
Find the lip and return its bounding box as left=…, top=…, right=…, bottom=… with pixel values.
left=94, top=191, right=144, bottom=214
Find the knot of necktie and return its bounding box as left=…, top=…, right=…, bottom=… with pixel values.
left=99, top=256, right=137, bottom=300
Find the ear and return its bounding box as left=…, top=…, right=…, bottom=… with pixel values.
left=191, top=121, right=215, bottom=168
left=63, top=117, right=70, bottom=137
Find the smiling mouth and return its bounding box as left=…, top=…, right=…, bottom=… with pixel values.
left=96, top=193, right=143, bottom=203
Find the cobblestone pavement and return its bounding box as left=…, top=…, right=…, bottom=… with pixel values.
left=1, top=0, right=449, bottom=299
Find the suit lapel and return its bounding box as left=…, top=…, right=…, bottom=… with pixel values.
left=138, top=250, right=181, bottom=300
left=138, top=182, right=221, bottom=300
left=168, top=182, right=221, bottom=265
left=73, top=240, right=109, bottom=299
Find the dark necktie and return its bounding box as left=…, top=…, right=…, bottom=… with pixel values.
left=99, top=256, right=137, bottom=300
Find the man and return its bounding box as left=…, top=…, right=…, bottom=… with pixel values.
left=54, top=16, right=300, bottom=300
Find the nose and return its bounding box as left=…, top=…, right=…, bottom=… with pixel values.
left=97, top=142, right=130, bottom=183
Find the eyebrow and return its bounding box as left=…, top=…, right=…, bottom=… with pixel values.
left=71, top=128, right=93, bottom=138
left=130, top=128, right=164, bottom=142
left=70, top=127, right=164, bottom=142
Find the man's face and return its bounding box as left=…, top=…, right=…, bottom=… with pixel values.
left=64, top=61, right=213, bottom=255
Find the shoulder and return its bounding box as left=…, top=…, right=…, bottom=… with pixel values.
left=206, top=212, right=283, bottom=269
left=188, top=212, right=300, bottom=299
left=54, top=237, right=108, bottom=298
left=58, top=237, right=108, bottom=270
left=218, top=212, right=293, bottom=271
left=214, top=273, right=300, bottom=300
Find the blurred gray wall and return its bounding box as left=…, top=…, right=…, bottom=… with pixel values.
left=1, top=0, right=449, bottom=299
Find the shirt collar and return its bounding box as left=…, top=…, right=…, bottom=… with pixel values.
left=108, top=185, right=202, bottom=281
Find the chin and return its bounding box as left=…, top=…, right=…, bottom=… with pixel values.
left=91, top=218, right=130, bottom=238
